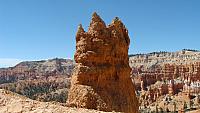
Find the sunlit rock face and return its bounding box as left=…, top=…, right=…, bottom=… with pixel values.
left=67, top=12, right=139, bottom=113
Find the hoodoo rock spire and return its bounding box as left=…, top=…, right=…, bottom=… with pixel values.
left=67, top=12, right=139, bottom=113
left=77, top=24, right=85, bottom=34
left=88, top=12, right=106, bottom=35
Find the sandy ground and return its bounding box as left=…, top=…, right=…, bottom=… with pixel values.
left=0, top=89, right=117, bottom=113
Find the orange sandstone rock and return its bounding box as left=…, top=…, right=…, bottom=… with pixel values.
left=67, top=12, right=139, bottom=113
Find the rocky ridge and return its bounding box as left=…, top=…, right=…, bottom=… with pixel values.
left=0, top=58, right=74, bottom=103
left=13, top=58, right=74, bottom=75
left=0, top=89, right=117, bottom=113
left=129, top=49, right=200, bottom=69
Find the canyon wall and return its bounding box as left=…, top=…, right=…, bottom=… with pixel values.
left=0, top=58, right=74, bottom=103
left=130, top=50, right=200, bottom=112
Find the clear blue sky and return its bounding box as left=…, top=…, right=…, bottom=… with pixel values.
left=0, top=0, right=200, bottom=67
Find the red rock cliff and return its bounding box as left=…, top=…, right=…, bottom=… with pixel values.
left=67, top=12, right=139, bottom=113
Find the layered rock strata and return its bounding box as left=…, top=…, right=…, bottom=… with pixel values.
left=67, top=12, right=138, bottom=113
left=132, top=60, right=200, bottom=112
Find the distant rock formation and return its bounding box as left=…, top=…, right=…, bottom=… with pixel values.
left=130, top=50, right=200, bottom=112
left=0, top=58, right=74, bottom=103
left=129, top=49, right=200, bottom=69
left=67, top=12, right=138, bottom=113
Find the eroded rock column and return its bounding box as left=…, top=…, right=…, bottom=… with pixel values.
left=67, top=12, right=139, bottom=113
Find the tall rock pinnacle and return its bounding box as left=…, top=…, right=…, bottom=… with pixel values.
left=67, top=13, right=139, bottom=113
left=77, top=24, right=85, bottom=34
left=88, top=12, right=106, bottom=36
